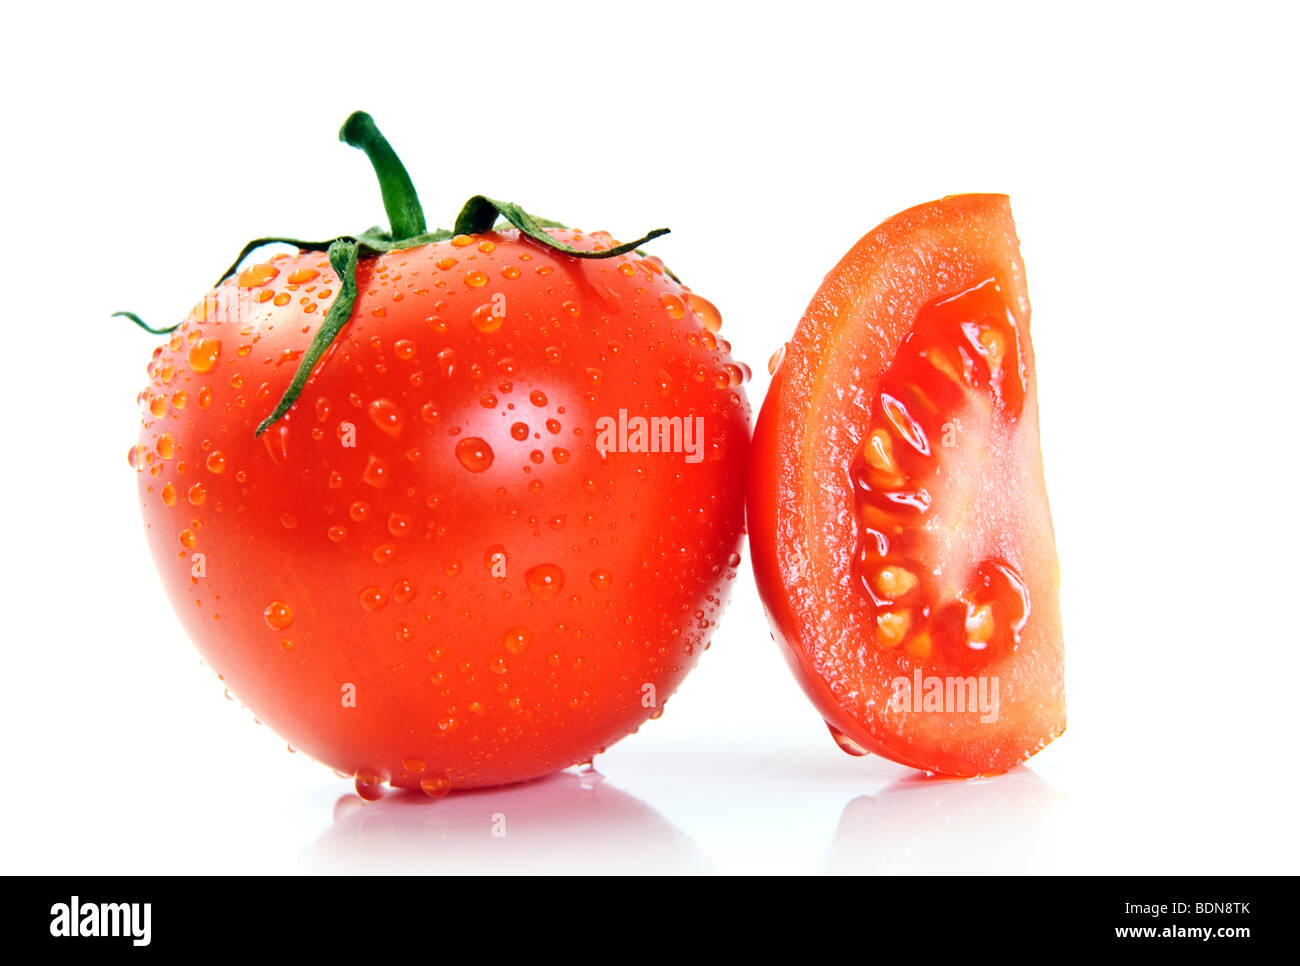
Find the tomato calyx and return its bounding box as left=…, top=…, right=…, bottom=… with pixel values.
left=116, top=110, right=673, bottom=437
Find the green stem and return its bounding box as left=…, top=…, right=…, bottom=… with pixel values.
left=339, top=111, right=426, bottom=242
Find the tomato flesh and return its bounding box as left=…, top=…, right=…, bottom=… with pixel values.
left=748, top=195, right=1064, bottom=777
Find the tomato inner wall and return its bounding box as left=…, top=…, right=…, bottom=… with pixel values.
left=849, top=278, right=1031, bottom=672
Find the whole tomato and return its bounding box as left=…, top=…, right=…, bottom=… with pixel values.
left=127, top=113, right=750, bottom=796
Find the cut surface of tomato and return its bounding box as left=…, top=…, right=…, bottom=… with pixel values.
left=748, top=194, right=1064, bottom=777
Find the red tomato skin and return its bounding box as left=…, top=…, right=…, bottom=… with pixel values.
left=134, top=230, right=750, bottom=791
left=747, top=195, right=1064, bottom=777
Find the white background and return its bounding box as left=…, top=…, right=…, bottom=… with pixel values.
left=2, top=1, right=1296, bottom=874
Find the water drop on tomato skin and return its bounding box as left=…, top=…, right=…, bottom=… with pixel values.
left=660, top=293, right=685, bottom=320
left=237, top=263, right=278, bottom=288
left=504, top=627, right=533, bottom=654
left=525, top=563, right=565, bottom=600
left=362, top=455, right=390, bottom=488
left=768, top=344, right=787, bottom=375
left=685, top=292, right=723, bottom=333
left=455, top=437, right=495, bottom=472
left=420, top=775, right=453, bottom=799
left=368, top=399, right=403, bottom=437
left=264, top=600, right=294, bottom=631
left=471, top=302, right=503, bottom=333
left=826, top=722, right=871, bottom=757
left=188, top=338, right=222, bottom=374
left=354, top=773, right=385, bottom=801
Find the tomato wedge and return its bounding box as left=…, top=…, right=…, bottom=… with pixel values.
left=748, top=194, right=1064, bottom=776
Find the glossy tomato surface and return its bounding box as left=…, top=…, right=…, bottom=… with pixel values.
left=748, top=195, right=1064, bottom=777
left=133, top=228, right=750, bottom=793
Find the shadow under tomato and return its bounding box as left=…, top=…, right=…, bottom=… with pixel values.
left=301, top=769, right=714, bottom=874
left=820, top=766, right=1067, bottom=874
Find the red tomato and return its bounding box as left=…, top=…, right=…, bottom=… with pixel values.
left=748, top=194, right=1064, bottom=777
left=129, top=115, right=750, bottom=795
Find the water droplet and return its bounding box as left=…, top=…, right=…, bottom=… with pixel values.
left=525, top=563, right=565, bottom=600
left=362, top=455, right=390, bottom=488
left=660, top=293, right=685, bottom=320
left=264, top=600, right=294, bottom=630
left=354, top=773, right=385, bottom=801
left=504, top=627, right=533, bottom=654
left=685, top=292, right=722, bottom=332
left=368, top=399, right=403, bottom=437
left=160, top=482, right=176, bottom=506
left=529, top=390, right=548, bottom=407
left=237, top=263, right=279, bottom=288
left=827, top=722, right=871, bottom=757
left=768, top=344, right=787, bottom=375
left=455, top=437, right=494, bottom=472
left=288, top=267, right=319, bottom=284
left=471, top=302, right=503, bottom=333
left=206, top=451, right=226, bottom=474
left=185, top=337, right=222, bottom=375
left=420, top=776, right=453, bottom=799
left=465, top=270, right=488, bottom=288
left=359, top=587, right=387, bottom=611
left=590, top=569, right=611, bottom=590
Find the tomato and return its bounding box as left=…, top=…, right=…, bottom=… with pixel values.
left=128, top=114, right=750, bottom=795
left=748, top=194, right=1063, bottom=777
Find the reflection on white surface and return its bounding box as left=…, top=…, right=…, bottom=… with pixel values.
left=301, top=769, right=714, bottom=874
left=820, top=768, right=1067, bottom=874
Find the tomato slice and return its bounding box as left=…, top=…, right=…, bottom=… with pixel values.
left=748, top=194, right=1064, bottom=776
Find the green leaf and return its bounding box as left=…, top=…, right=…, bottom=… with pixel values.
left=112, top=311, right=179, bottom=335
left=255, top=238, right=360, bottom=437
left=216, top=236, right=338, bottom=286
left=453, top=195, right=669, bottom=259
